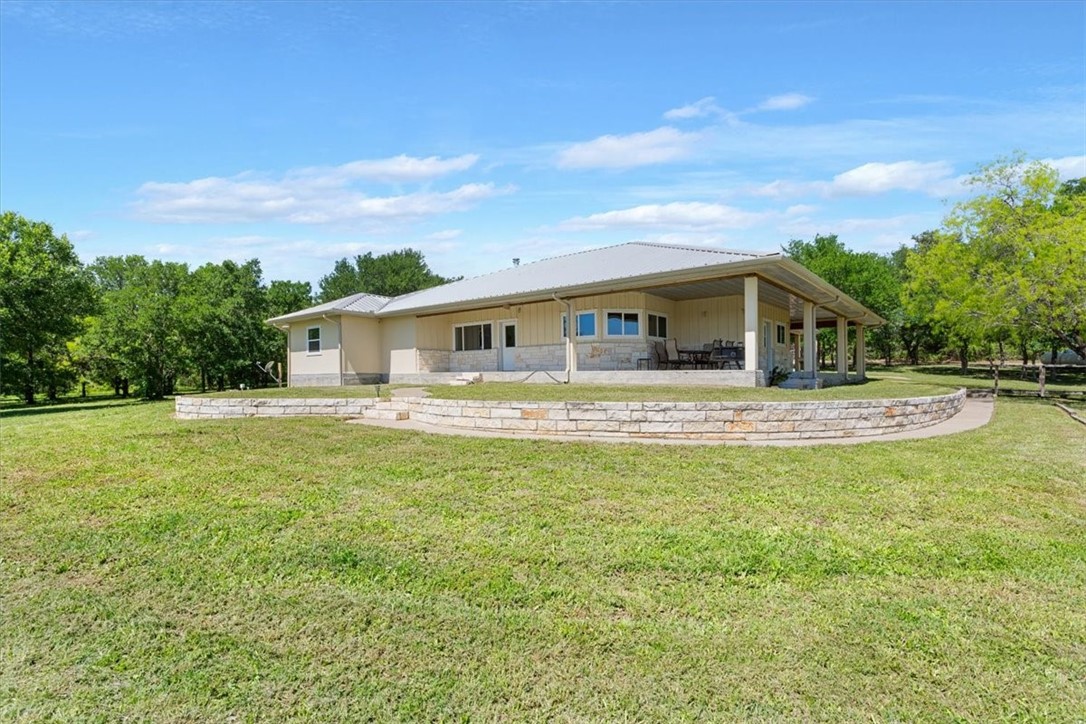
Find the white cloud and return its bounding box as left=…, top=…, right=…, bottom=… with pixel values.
left=757, top=93, right=814, bottom=111
left=829, top=160, right=960, bottom=196
left=559, top=202, right=769, bottom=231
left=66, top=229, right=95, bottom=241
left=664, top=97, right=724, bottom=120
left=749, top=160, right=965, bottom=199
left=1044, top=154, right=1086, bottom=180
left=333, top=154, right=479, bottom=183
left=132, top=155, right=511, bottom=225
left=556, top=127, right=702, bottom=169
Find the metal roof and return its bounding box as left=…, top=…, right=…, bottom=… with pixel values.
left=379, top=242, right=770, bottom=315
left=265, top=242, right=884, bottom=327
left=267, top=291, right=390, bottom=325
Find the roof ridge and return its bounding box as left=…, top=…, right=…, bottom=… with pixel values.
left=628, top=240, right=773, bottom=258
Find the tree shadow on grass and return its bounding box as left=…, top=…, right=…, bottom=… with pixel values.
left=0, top=397, right=157, bottom=419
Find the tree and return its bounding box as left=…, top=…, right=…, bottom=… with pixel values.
left=86, top=256, right=189, bottom=399
left=318, top=248, right=459, bottom=301
left=0, top=212, right=96, bottom=403
left=181, top=260, right=274, bottom=391
left=783, top=234, right=902, bottom=366
left=905, top=155, right=1086, bottom=365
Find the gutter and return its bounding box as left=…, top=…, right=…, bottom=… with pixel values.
left=552, top=293, right=574, bottom=384
left=322, top=314, right=344, bottom=386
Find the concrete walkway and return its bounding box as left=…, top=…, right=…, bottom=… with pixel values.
left=347, top=396, right=995, bottom=447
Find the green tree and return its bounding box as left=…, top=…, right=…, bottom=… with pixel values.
left=0, top=212, right=96, bottom=403
left=318, top=248, right=459, bottom=302
left=181, top=260, right=273, bottom=391
left=87, top=256, right=189, bottom=399
left=906, top=155, right=1086, bottom=365
left=783, top=234, right=902, bottom=366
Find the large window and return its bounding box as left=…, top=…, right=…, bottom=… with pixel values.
left=306, top=326, right=321, bottom=354
left=647, top=313, right=668, bottom=338
left=561, top=310, right=597, bottom=339
left=605, top=311, right=640, bottom=337
left=454, top=322, right=493, bottom=351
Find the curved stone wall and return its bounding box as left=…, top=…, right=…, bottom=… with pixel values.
left=176, top=389, right=966, bottom=441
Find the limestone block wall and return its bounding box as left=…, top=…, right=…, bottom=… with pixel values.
left=417, top=349, right=451, bottom=373
left=450, top=348, right=499, bottom=372
left=400, top=389, right=966, bottom=440
left=176, top=397, right=379, bottom=419
left=576, top=341, right=653, bottom=371
left=176, top=389, right=967, bottom=442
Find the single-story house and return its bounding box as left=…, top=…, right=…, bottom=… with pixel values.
left=266, top=242, right=885, bottom=387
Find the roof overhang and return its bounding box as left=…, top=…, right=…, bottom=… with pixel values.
left=384, top=255, right=885, bottom=327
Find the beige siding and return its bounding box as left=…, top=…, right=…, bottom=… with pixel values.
left=341, top=316, right=382, bottom=375
left=414, top=292, right=649, bottom=349
left=287, top=318, right=340, bottom=376
left=381, top=316, right=418, bottom=375
left=673, top=296, right=746, bottom=346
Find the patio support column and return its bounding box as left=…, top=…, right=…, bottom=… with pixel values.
left=856, top=323, right=867, bottom=379
left=836, top=316, right=848, bottom=377
left=803, top=301, right=817, bottom=377
left=743, top=276, right=759, bottom=371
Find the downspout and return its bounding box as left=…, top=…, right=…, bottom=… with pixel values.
left=553, top=293, right=574, bottom=384
left=278, top=324, right=290, bottom=387
left=322, top=314, right=344, bottom=386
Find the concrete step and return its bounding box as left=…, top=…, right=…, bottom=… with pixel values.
left=778, top=374, right=823, bottom=390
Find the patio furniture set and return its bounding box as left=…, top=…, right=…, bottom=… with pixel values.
left=652, top=338, right=745, bottom=370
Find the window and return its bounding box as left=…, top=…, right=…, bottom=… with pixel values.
left=454, top=322, right=493, bottom=351
left=647, top=313, right=668, bottom=338
left=606, top=311, right=640, bottom=337
left=561, top=311, right=597, bottom=339
left=306, top=326, right=321, bottom=354
left=776, top=323, right=786, bottom=345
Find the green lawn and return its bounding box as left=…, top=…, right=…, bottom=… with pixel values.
left=2, top=388, right=1084, bottom=718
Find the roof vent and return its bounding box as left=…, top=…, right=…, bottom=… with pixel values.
left=512, top=258, right=520, bottom=267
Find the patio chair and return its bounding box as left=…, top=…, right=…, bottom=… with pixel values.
left=665, top=338, right=696, bottom=369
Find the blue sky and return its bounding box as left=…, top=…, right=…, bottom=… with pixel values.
left=2, top=1, right=1083, bottom=288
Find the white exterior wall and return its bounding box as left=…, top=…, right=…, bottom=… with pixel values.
left=381, top=316, right=418, bottom=376
left=287, top=318, right=342, bottom=387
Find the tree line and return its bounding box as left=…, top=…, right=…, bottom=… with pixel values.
left=2, top=155, right=1082, bottom=403
left=0, top=216, right=455, bottom=404
left=787, top=155, right=1084, bottom=372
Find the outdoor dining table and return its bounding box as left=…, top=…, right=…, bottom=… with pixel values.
left=678, top=348, right=713, bottom=367
left=678, top=346, right=744, bottom=369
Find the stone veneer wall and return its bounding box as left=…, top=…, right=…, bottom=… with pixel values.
left=417, top=349, right=451, bottom=373
left=176, top=389, right=966, bottom=441
left=450, top=348, right=499, bottom=372
left=288, top=373, right=343, bottom=387
left=576, top=341, right=654, bottom=371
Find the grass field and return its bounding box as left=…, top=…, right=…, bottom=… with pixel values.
left=2, top=375, right=1085, bottom=719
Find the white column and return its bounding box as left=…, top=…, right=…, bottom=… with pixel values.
left=803, top=301, right=817, bottom=377
left=856, top=324, right=866, bottom=379
left=743, top=276, right=759, bottom=371
left=836, top=316, right=848, bottom=377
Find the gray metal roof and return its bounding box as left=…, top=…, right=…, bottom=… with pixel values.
left=379, top=242, right=770, bottom=314
left=267, top=291, right=390, bottom=325
left=265, top=242, right=884, bottom=327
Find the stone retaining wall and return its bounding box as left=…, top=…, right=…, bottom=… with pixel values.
left=176, top=396, right=380, bottom=419
left=176, top=389, right=966, bottom=441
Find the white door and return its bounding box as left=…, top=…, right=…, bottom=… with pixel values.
left=500, top=321, right=517, bottom=371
